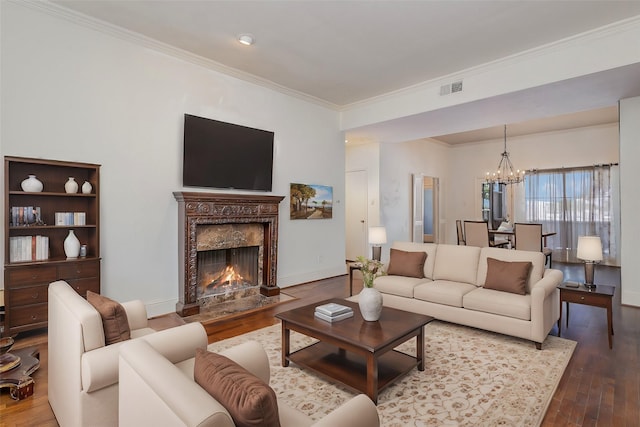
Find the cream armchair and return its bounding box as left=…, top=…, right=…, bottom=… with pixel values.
left=119, top=339, right=380, bottom=427
left=48, top=280, right=208, bottom=427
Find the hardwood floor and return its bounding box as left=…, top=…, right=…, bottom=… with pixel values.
left=1, top=262, right=637, bottom=426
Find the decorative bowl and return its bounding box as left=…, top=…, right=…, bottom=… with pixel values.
left=0, top=336, right=14, bottom=355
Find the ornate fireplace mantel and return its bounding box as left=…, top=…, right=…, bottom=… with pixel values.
left=173, top=192, right=285, bottom=316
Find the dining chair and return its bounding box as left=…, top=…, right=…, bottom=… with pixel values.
left=514, top=223, right=552, bottom=267
left=456, top=220, right=465, bottom=245
left=463, top=220, right=491, bottom=247
left=464, top=220, right=510, bottom=248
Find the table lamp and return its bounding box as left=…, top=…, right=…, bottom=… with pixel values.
left=576, top=236, right=603, bottom=289
left=368, top=226, right=387, bottom=261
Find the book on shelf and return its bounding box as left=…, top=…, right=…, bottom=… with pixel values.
left=9, top=235, right=49, bottom=262
left=314, top=310, right=354, bottom=323
left=10, top=206, right=42, bottom=226
left=55, top=212, right=87, bottom=226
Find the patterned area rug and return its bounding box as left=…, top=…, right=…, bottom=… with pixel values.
left=207, top=321, right=575, bottom=427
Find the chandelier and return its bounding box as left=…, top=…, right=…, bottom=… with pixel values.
left=485, top=125, right=524, bottom=185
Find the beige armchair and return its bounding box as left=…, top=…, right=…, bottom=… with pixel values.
left=48, top=280, right=208, bottom=427
left=119, top=339, right=380, bottom=427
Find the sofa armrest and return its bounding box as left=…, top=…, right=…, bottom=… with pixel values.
left=121, top=299, right=149, bottom=330
left=530, top=268, right=563, bottom=344
left=217, top=340, right=270, bottom=384
left=82, top=322, right=207, bottom=393
left=311, top=394, right=379, bottom=427
left=531, top=269, right=563, bottom=298
left=119, top=339, right=234, bottom=427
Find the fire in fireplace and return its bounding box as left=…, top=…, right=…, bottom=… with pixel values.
left=197, top=246, right=259, bottom=298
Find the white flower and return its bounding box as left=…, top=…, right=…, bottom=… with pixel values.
left=356, top=256, right=386, bottom=288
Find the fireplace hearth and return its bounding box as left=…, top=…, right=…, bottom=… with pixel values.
left=174, top=192, right=284, bottom=316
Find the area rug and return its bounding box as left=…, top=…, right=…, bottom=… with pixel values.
left=206, top=321, right=576, bottom=427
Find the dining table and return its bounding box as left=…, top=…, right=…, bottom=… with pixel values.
left=488, top=229, right=556, bottom=247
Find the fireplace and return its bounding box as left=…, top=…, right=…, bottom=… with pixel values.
left=197, top=246, right=259, bottom=297
left=174, top=192, right=284, bottom=316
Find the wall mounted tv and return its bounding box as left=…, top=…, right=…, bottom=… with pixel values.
left=183, top=114, right=274, bottom=191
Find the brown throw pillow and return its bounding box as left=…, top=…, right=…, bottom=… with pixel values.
left=484, top=257, right=532, bottom=295
left=194, top=348, right=281, bottom=427
left=86, top=291, right=131, bottom=345
left=386, top=248, right=427, bottom=278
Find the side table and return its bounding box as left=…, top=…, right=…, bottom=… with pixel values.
left=347, top=262, right=362, bottom=296
left=558, top=282, right=615, bottom=349
left=0, top=345, right=40, bottom=399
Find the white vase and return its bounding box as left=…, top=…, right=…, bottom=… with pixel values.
left=21, top=175, right=43, bottom=192
left=64, top=230, right=81, bottom=259
left=65, top=177, right=79, bottom=193
left=82, top=181, right=92, bottom=194
left=358, top=287, right=383, bottom=321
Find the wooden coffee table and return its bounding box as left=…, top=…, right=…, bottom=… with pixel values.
left=275, top=298, right=433, bottom=404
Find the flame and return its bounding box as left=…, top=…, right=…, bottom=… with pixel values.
left=201, top=265, right=246, bottom=293
left=218, top=265, right=244, bottom=284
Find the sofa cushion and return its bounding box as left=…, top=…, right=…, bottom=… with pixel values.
left=432, top=244, right=481, bottom=285
left=463, top=288, right=531, bottom=321
left=413, top=280, right=477, bottom=308
left=483, top=257, right=532, bottom=295
left=194, top=348, right=281, bottom=427
left=391, top=242, right=438, bottom=279
left=477, top=247, right=544, bottom=292
left=374, top=275, right=430, bottom=298
left=386, top=248, right=427, bottom=278
left=86, top=291, right=131, bottom=345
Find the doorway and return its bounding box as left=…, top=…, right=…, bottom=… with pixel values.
left=412, top=174, right=439, bottom=243
left=346, top=170, right=368, bottom=261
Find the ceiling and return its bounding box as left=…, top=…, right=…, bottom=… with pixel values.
left=52, top=0, right=640, bottom=144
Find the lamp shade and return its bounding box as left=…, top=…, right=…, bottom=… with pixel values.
left=577, top=236, right=603, bottom=262
left=368, top=226, right=387, bottom=245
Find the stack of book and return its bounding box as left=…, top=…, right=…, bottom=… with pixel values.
left=314, top=302, right=354, bottom=323
left=9, top=235, right=49, bottom=262
left=55, top=212, right=86, bottom=226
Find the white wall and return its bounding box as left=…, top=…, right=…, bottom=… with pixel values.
left=345, top=142, right=381, bottom=226
left=349, top=124, right=619, bottom=256
left=448, top=124, right=619, bottom=233
left=620, top=96, right=640, bottom=307
left=378, top=138, right=450, bottom=263
left=0, top=2, right=345, bottom=315
left=341, top=17, right=640, bottom=134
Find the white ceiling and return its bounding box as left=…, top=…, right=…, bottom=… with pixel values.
left=52, top=0, right=640, bottom=143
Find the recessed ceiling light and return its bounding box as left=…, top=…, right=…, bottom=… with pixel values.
left=238, top=34, right=254, bottom=46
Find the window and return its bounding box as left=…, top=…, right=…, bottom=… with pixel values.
left=524, top=165, right=619, bottom=265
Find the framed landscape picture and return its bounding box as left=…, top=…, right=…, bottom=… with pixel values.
left=290, top=183, right=333, bottom=220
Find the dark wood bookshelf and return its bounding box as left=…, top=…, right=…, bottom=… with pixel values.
left=3, top=156, right=101, bottom=337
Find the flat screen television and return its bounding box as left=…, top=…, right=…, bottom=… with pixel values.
left=183, top=114, right=274, bottom=191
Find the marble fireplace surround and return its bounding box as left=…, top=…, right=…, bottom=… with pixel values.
left=173, top=192, right=285, bottom=317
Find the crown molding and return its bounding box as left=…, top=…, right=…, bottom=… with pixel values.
left=15, top=0, right=340, bottom=111
left=13, top=1, right=640, bottom=113
left=339, top=14, right=640, bottom=112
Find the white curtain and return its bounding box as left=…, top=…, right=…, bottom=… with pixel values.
left=524, top=165, right=620, bottom=266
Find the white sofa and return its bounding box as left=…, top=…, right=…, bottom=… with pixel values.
left=48, top=280, right=208, bottom=427
left=119, top=339, right=380, bottom=427
left=351, top=242, right=563, bottom=349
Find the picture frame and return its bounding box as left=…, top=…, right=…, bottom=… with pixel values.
left=290, top=183, right=333, bottom=220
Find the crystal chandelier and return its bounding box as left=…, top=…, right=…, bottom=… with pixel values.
left=485, top=125, right=524, bottom=185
